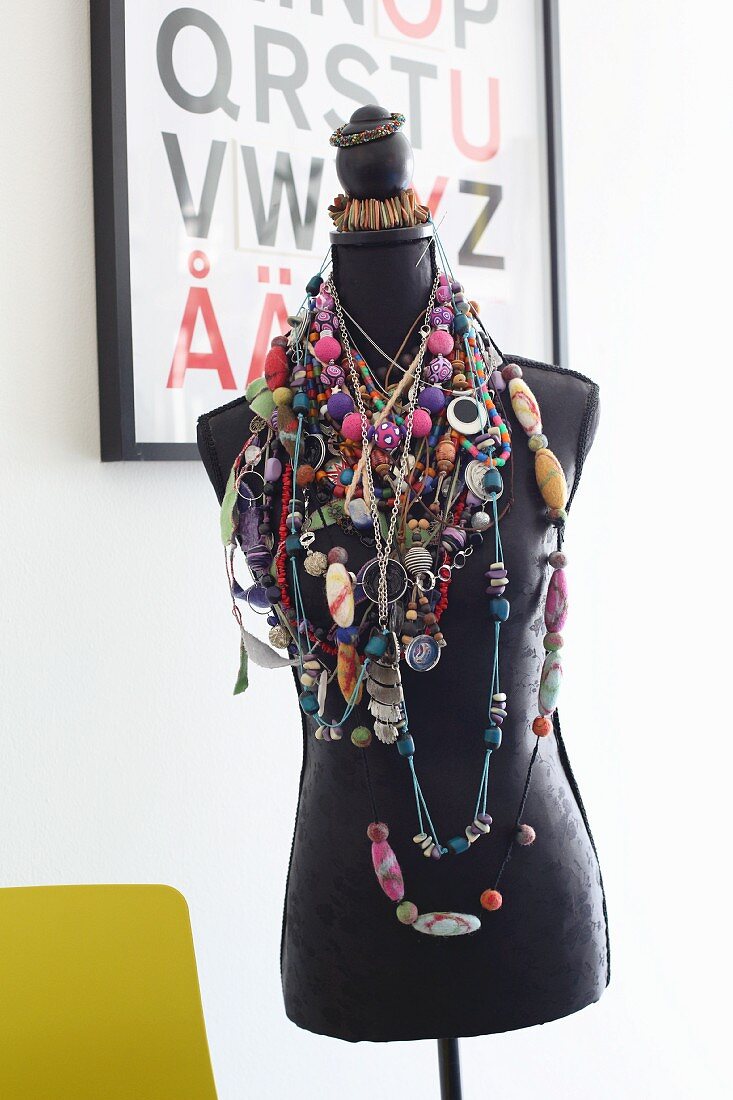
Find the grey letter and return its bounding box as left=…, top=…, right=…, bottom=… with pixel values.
left=240, top=147, right=324, bottom=250
left=457, top=181, right=504, bottom=269
left=455, top=1, right=498, bottom=50
left=157, top=8, right=239, bottom=119
left=390, top=56, right=437, bottom=149
left=254, top=27, right=310, bottom=129
left=324, top=44, right=378, bottom=131
left=162, top=133, right=227, bottom=239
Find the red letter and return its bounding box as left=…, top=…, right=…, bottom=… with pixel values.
left=246, top=291, right=291, bottom=387
left=451, top=71, right=500, bottom=161
left=412, top=175, right=449, bottom=218
left=382, top=0, right=441, bottom=38
left=167, top=285, right=237, bottom=389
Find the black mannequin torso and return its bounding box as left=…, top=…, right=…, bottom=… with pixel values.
left=197, top=233, right=608, bottom=1043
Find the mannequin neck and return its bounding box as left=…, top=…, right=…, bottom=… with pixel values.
left=329, top=226, right=437, bottom=385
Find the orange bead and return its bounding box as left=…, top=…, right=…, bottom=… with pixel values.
left=480, top=889, right=503, bottom=912
left=532, top=715, right=552, bottom=737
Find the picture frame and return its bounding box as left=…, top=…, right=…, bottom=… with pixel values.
left=91, top=0, right=566, bottom=460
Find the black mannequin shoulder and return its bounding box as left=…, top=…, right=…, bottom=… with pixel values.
left=196, top=393, right=254, bottom=503
left=504, top=353, right=601, bottom=505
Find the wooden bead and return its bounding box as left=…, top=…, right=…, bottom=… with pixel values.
left=534, top=448, right=568, bottom=510
left=532, top=715, right=552, bottom=737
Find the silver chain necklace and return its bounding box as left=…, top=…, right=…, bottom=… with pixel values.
left=327, top=271, right=440, bottom=627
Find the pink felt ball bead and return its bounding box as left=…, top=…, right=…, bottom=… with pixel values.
left=314, top=334, right=341, bottom=364
left=341, top=412, right=364, bottom=441
left=516, top=824, right=536, bottom=846
left=409, top=408, right=432, bottom=438
left=427, top=328, right=454, bottom=355
left=367, top=822, right=389, bottom=843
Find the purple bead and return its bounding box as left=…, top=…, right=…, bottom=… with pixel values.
left=442, top=526, right=466, bottom=548
left=468, top=825, right=481, bottom=837
left=327, top=390, right=354, bottom=421
left=477, top=813, right=492, bottom=825
left=435, top=284, right=452, bottom=303
left=322, top=362, right=346, bottom=387
left=490, top=369, right=506, bottom=392
left=485, top=568, right=508, bottom=580
left=418, top=385, right=446, bottom=413
left=430, top=845, right=443, bottom=860
left=430, top=305, right=453, bottom=327
left=424, top=355, right=452, bottom=384
left=264, top=456, right=282, bottom=482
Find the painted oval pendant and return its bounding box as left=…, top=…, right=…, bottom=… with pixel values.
left=404, top=634, right=441, bottom=672
left=412, top=912, right=481, bottom=936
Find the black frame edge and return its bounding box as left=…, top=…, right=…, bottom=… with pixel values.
left=543, top=0, right=568, bottom=368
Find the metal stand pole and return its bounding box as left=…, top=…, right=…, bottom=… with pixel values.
left=437, top=1037, right=462, bottom=1100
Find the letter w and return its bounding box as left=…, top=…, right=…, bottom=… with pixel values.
left=240, top=147, right=324, bottom=250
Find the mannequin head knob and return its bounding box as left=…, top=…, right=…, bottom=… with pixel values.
left=334, top=104, right=413, bottom=200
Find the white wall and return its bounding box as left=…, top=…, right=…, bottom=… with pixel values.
left=1, top=2, right=730, bottom=1098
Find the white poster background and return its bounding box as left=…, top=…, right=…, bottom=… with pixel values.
left=124, top=0, right=552, bottom=445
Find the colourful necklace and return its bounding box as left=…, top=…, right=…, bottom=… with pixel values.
left=219, top=236, right=571, bottom=937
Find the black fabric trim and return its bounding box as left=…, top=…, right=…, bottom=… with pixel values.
left=280, top=666, right=310, bottom=983
left=196, top=394, right=250, bottom=503
left=553, top=707, right=611, bottom=987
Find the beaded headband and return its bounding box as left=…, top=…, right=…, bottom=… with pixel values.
left=329, top=111, right=406, bottom=148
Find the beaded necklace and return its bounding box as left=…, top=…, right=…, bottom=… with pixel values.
left=219, top=231, right=571, bottom=936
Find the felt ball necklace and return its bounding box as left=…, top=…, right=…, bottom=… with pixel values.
left=219, top=233, right=572, bottom=936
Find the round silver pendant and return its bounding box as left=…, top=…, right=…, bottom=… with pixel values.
left=465, top=459, right=493, bottom=501
left=300, top=432, right=326, bottom=471
left=405, top=634, right=442, bottom=672
left=361, top=558, right=408, bottom=604
left=446, top=395, right=488, bottom=436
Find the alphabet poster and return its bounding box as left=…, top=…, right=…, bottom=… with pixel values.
left=98, top=0, right=558, bottom=456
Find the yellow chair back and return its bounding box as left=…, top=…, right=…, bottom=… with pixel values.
left=0, top=884, right=218, bottom=1099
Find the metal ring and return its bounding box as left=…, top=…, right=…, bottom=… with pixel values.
left=236, top=470, right=265, bottom=503
left=452, top=550, right=466, bottom=570
left=437, top=564, right=452, bottom=582
left=245, top=585, right=271, bottom=616
left=415, top=570, right=436, bottom=592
